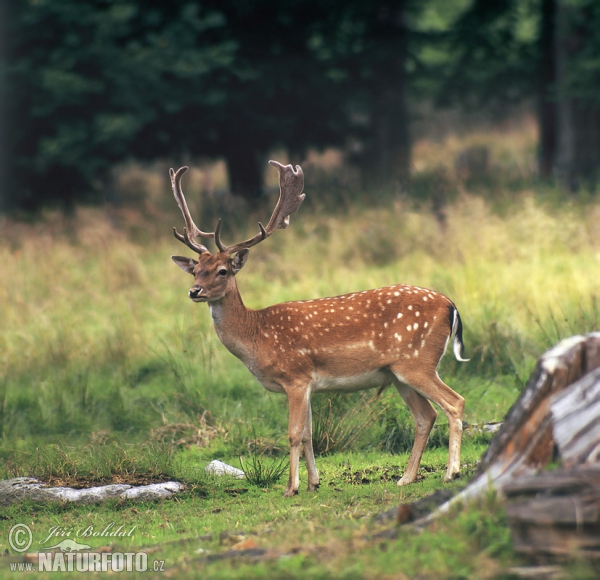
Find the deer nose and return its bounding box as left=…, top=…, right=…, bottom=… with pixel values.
left=189, top=286, right=204, bottom=299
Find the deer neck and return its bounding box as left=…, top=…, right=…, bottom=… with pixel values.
left=208, top=282, right=257, bottom=359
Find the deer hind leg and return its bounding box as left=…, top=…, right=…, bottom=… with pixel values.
left=392, top=379, right=437, bottom=486
left=303, top=399, right=320, bottom=491
left=391, top=366, right=464, bottom=484
left=284, top=387, right=309, bottom=497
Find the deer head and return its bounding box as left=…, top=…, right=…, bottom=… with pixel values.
left=171, top=160, right=305, bottom=303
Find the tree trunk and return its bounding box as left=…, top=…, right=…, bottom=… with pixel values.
left=555, top=0, right=600, bottom=191
left=222, top=145, right=264, bottom=203
left=371, top=85, right=410, bottom=189
left=0, top=0, right=10, bottom=213
left=538, top=0, right=557, bottom=180
left=358, top=0, right=410, bottom=190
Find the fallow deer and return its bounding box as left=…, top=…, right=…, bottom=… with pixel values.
left=171, top=160, right=468, bottom=497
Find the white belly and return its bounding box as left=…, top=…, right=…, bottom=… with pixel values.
left=310, top=369, right=391, bottom=393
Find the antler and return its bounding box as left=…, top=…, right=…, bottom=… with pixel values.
left=171, top=166, right=215, bottom=254
left=216, top=160, right=305, bottom=254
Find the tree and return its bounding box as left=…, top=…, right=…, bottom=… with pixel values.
left=3, top=0, right=360, bottom=209
left=433, top=0, right=600, bottom=191
left=2, top=0, right=236, bottom=210
left=9, top=0, right=515, bottom=210
left=192, top=0, right=350, bottom=199
left=538, top=0, right=557, bottom=179
left=337, top=0, right=411, bottom=188
left=3, top=0, right=422, bottom=210
left=555, top=0, right=600, bottom=190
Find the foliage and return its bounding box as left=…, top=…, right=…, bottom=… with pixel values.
left=4, top=0, right=600, bottom=211
left=3, top=0, right=236, bottom=209
left=2, top=0, right=420, bottom=208
left=434, top=0, right=541, bottom=108
left=443, top=0, right=600, bottom=109
left=432, top=0, right=600, bottom=189
left=558, top=0, right=600, bottom=103
left=239, top=453, right=289, bottom=488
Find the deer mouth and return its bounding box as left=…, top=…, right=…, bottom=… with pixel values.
left=190, top=295, right=208, bottom=303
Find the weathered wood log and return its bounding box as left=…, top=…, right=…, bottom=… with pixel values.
left=479, top=333, right=600, bottom=476
left=397, top=333, right=600, bottom=568
left=372, top=332, right=600, bottom=569
left=498, top=366, right=600, bottom=565
left=432, top=333, right=600, bottom=510
left=503, top=465, right=600, bottom=564
left=551, top=366, right=600, bottom=468
left=411, top=333, right=600, bottom=526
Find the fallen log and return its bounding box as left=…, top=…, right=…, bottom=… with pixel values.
left=479, top=333, right=600, bottom=478
left=551, top=366, right=600, bottom=468
left=433, top=333, right=600, bottom=511
left=503, top=465, right=600, bottom=564
left=502, top=365, right=600, bottom=566
left=391, top=332, right=600, bottom=569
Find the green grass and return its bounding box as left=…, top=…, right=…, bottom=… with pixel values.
left=0, top=444, right=501, bottom=578
left=1, top=128, right=600, bottom=575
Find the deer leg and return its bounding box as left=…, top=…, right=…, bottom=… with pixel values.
left=284, top=388, right=309, bottom=497
left=392, top=379, right=437, bottom=486
left=392, top=367, right=464, bottom=483
left=302, top=399, right=320, bottom=491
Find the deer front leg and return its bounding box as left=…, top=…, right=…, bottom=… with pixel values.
left=284, top=388, right=309, bottom=497
left=303, top=398, right=319, bottom=491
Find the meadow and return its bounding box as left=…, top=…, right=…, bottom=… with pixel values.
left=1, top=123, right=599, bottom=577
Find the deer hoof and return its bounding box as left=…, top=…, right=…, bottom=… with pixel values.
left=444, top=472, right=460, bottom=483
left=396, top=476, right=414, bottom=487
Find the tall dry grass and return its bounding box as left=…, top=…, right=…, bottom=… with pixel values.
left=1, top=124, right=599, bottom=446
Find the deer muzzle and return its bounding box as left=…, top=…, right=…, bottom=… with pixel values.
left=188, top=285, right=206, bottom=302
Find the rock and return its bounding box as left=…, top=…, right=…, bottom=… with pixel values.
left=0, top=477, right=185, bottom=506
left=205, top=460, right=245, bottom=479
left=120, top=482, right=184, bottom=501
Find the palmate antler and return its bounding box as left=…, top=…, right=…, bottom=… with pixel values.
left=171, top=160, right=305, bottom=255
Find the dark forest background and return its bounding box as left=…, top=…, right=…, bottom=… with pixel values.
left=1, top=0, right=599, bottom=212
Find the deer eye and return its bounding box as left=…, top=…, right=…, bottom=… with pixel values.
left=218, top=268, right=228, bottom=276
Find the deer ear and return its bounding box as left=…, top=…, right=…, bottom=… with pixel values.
left=232, top=249, right=250, bottom=273
left=171, top=256, right=198, bottom=274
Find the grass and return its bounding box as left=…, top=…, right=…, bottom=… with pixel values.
left=1, top=122, right=600, bottom=576
left=1, top=445, right=496, bottom=577
left=239, top=454, right=289, bottom=488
